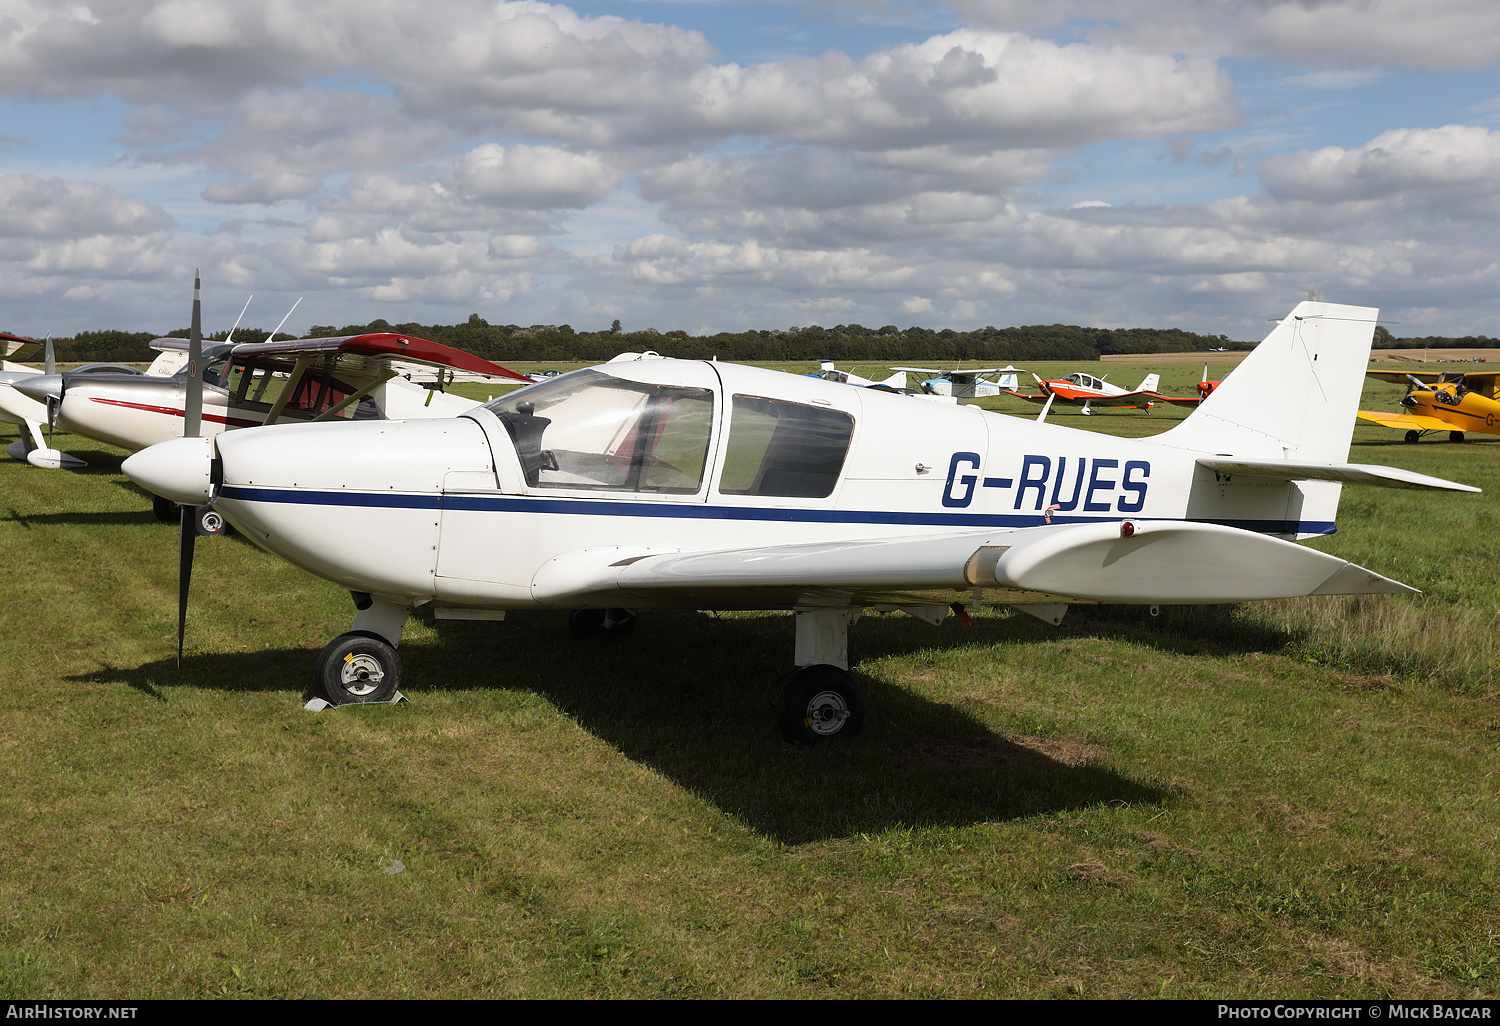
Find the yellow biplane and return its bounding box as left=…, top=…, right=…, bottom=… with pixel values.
left=1358, top=369, right=1500, bottom=443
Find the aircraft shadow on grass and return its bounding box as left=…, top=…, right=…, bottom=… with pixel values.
left=74, top=609, right=1170, bottom=843
left=8, top=506, right=157, bottom=527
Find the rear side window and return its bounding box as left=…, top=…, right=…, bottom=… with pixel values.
left=719, top=395, right=854, bottom=498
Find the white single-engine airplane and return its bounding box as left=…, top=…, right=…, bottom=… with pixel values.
left=125, top=298, right=1477, bottom=743
left=1006, top=371, right=1203, bottom=415
left=891, top=365, right=1023, bottom=398
left=0, top=333, right=187, bottom=469
left=811, top=362, right=908, bottom=389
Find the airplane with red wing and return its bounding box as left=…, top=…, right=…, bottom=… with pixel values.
left=1006, top=370, right=1204, bottom=415
left=15, top=313, right=529, bottom=527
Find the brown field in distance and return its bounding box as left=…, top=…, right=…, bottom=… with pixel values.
left=1104, top=348, right=1500, bottom=365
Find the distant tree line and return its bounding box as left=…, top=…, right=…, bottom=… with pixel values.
left=1371, top=325, right=1499, bottom=349
left=12, top=316, right=1494, bottom=366
left=301, top=314, right=1250, bottom=364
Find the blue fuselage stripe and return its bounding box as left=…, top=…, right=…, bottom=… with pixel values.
left=218, top=484, right=1337, bottom=536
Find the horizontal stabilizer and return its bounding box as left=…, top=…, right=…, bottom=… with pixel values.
left=1197, top=457, right=1479, bottom=492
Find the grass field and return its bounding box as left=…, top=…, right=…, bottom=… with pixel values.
left=1, top=361, right=1496, bottom=998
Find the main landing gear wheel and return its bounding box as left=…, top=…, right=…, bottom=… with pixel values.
left=1404, top=430, right=1421, bottom=444
left=1450, top=431, right=1466, bottom=443
left=568, top=608, right=637, bottom=639
left=316, top=631, right=402, bottom=705
left=776, top=664, right=865, bottom=744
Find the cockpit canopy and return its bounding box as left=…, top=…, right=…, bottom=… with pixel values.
left=486, top=369, right=714, bottom=493
left=483, top=364, right=857, bottom=499
left=1064, top=373, right=1104, bottom=390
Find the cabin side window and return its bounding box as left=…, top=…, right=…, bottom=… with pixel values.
left=486, top=370, right=714, bottom=493
left=718, top=395, right=854, bottom=499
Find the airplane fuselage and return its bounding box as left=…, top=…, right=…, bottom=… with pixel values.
left=200, top=358, right=1338, bottom=615
left=1405, top=385, right=1500, bottom=435
left=52, top=367, right=483, bottom=454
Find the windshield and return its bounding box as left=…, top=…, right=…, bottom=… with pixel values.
left=484, top=369, right=714, bottom=493
left=172, top=345, right=235, bottom=390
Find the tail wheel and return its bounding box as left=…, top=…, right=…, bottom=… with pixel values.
left=776, top=664, right=865, bottom=744
left=317, top=632, right=402, bottom=705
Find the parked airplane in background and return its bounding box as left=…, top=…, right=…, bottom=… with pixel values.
left=1007, top=371, right=1202, bottom=415
left=891, top=366, right=1023, bottom=398
left=1197, top=364, right=1226, bottom=400
left=17, top=324, right=528, bottom=527
left=1358, top=369, right=1500, bottom=443
left=811, top=362, right=907, bottom=389
left=125, top=297, right=1476, bottom=742
left=0, top=334, right=186, bottom=468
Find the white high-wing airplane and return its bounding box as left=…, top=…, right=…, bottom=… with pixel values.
left=891, top=366, right=1024, bottom=398
left=811, top=362, right=908, bottom=389
left=17, top=329, right=529, bottom=524
left=125, top=299, right=1478, bottom=742
left=0, top=334, right=187, bottom=469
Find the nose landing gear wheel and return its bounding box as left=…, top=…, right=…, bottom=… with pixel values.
left=777, top=664, right=865, bottom=744
left=317, top=632, right=402, bottom=705
left=194, top=505, right=232, bottom=536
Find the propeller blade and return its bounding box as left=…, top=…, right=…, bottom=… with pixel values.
left=1031, top=372, right=1042, bottom=384
left=45, top=395, right=56, bottom=447
left=1407, top=374, right=1431, bottom=391
left=43, top=333, right=54, bottom=376
left=1035, top=391, right=1056, bottom=424
left=177, top=505, right=195, bottom=668
left=184, top=268, right=203, bottom=439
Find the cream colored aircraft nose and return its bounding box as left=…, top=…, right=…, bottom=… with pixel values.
left=122, top=435, right=216, bottom=505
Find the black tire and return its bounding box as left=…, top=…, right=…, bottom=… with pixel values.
left=193, top=504, right=233, bottom=536
left=152, top=495, right=178, bottom=523
left=313, top=629, right=387, bottom=688
left=776, top=664, right=865, bottom=744
left=317, top=632, right=401, bottom=705
left=1404, top=430, right=1420, bottom=444
left=1450, top=431, right=1466, bottom=444
left=568, top=608, right=636, bottom=639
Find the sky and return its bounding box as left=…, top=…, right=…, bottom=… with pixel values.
left=3, top=1, right=1500, bottom=341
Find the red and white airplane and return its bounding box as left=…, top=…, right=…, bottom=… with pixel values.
left=1007, top=371, right=1203, bottom=415
left=15, top=324, right=529, bottom=526
left=0, top=333, right=188, bottom=468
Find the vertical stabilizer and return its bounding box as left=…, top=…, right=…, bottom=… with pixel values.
left=1137, top=372, right=1159, bottom=393
left=1155, top=301, right=1377, bottom=463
